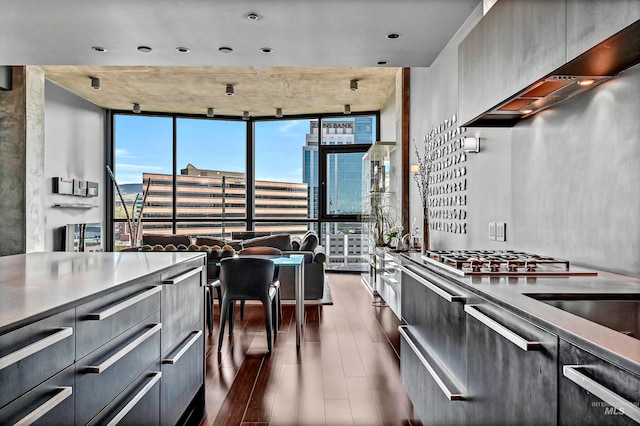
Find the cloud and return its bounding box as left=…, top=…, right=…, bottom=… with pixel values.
left=116, top=163, right=164, bottom=171
left=115, top=148, right=135, bottom=158
left=278, top=121, right=301, bottom=133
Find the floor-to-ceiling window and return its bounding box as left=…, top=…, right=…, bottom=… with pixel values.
left=110, top=112, right=377, bottom=271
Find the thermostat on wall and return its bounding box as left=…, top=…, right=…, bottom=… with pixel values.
left=73, top=179, right=87, bottom=196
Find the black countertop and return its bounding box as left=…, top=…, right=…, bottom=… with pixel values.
left=0, top=251, right=206, bottom=334
left=400, top=252, right=640, bottom=374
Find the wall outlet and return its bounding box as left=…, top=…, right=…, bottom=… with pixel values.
left=488, top=222, right=496, bottom=240
left=496, top=222, right=506, bottom=241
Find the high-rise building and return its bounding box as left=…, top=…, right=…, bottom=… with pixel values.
left=118, top=164, right=308, bottom=244
left=303, top=117, right=373, bottom=217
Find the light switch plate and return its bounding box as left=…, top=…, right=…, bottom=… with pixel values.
left=496, top=222, right=506, bottom=241
left=488, top=222, right=496, bottom=240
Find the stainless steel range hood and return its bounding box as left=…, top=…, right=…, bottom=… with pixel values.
left=466, top=19, right=640, bottom=127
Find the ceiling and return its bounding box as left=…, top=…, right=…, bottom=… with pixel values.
left=3, top=0, right=480, bottom=116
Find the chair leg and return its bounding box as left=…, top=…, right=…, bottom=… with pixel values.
left=215, top=286, right=223, bottom=308
left=205, top=286, right=214, bottom=336
left=263, top=300, right=272, bottom=353
left=240, top=300, right=245, bottom=320
left=217, top=298, right=230, bottom=352
left=271, top=297, right=278, bottom=338
left=229, top=302, right=235, bottom=335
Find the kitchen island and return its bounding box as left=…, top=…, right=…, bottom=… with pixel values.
left=0, top=251, right=207, bottom=425
left=399, top=252, right=640, bottom=425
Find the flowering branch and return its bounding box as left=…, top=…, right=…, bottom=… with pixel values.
left=411, top=136, right=434, bottom=215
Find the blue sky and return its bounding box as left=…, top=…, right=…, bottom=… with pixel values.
left=114, top=115, right=312, bottom=184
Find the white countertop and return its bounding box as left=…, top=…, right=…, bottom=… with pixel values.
left=0, top=251, right=206, bottom=333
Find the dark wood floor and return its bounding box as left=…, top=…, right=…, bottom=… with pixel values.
left=200, top=272, right=421, bottom=426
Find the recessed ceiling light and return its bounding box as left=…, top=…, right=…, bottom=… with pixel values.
left=225, top=84, right=234, bottom=96
left=344, top=104, right=351, bottom=115
left=386, top=33, right=401, bottom=39
left=246, top=12, right=261, bottom=21
left=90, top=76, right=100, bottom=90
left=243, top=111, right=250, bottom=120
left=207, top=108, right=215, bottom=118
left=350, top=80, right=358, bottom=92
left=275, top=108, right=283, bottom=118
left=377, top=60, right=389, bottom=66
left=176, top=47, right=190, bottom=53
left=137, top=46, right=153, bottom=53
left=91, top=46, right=107, bottom=52
left=260, top=47, right=273, bottom=53
left=133, top=103, right=141, bottom=114
left=219, top=46, right=233, bottom=53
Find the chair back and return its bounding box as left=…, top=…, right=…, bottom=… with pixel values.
left=220, top=257, right=275, bottom=301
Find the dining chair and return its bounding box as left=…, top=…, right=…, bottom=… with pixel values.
left=217, top=257, right=278, bottom=353
left=237, top=247, right=283, bottom=322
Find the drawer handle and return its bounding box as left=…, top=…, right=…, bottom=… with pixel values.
left=0, top=327, right=73, bottom=371
left=464, top=305, right=542, bottom=351
left=162, top=330, right=202, bottom=365
left=563, top=365, right=640, bottom=423
left=106, top=372, right=162, bottom=426
left=161, top=266, right=203, bottom=285
left=86, top=286, right=161, bottom=320
left=398, top=325, right=464, bottom=401
left=398, top=265, right=466, bottom=303
left=85, top=323, right=161, bottom=374
left=13, top=386, right=72, bottom=426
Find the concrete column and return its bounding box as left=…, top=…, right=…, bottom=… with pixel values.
left=0, top=66, right=45, bottom=255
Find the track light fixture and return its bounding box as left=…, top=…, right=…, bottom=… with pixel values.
left=132, top=103, right=141, bottom=114
left=242, top=111, right=250, bottom=120
left=207, top=108, right=215, bottom=118
left=344, top=104, right=351, bottom=115
left=90, top=76, right=100, bottom=90
left=275, top=108, right=283, bottom=118
left=225, top=84, right=234, bottom=96
left=350, top=79, right=358, bottom=92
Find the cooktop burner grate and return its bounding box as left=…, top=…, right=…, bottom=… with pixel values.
left=422, top=250, right=596, bottom=276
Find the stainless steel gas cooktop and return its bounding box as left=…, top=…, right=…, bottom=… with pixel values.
left=422, top=250, right=598, bottom=277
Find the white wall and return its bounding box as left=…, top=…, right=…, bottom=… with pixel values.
left=409, top=4, right=640, bottom=276
left=44, top=81, right=105, bottom=251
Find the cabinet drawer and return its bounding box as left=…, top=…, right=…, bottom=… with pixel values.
left=0, top=309, right=75, bottom=408
left=465, top=303, right=558, bottom=425
left=0, top=364, right=74, bottom=425
left=399, top=326, right=465, bottom=425
left=160, top=264, right=204, bottom=353
left=400, top=264, right=468, bottom=382
left=76, top=312, right=161, bottom=425
left=76, top=279, right=161, bottom=359
left=88, top=365, right=161, bottom=426
left=559, top=339, right=640, bottom=425
left=161, top=329, right=204, bottom=426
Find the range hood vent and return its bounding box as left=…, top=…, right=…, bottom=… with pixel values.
left=466, top=19, right=640, bottom=127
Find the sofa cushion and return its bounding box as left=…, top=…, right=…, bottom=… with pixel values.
left=300, top=231, right=319, bottom=252
left=242, top=234, right=292, bottom=251
left=142, top=233, right=191, bottom=247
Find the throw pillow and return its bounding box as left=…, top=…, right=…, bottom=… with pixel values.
left=300, top=231, right=318, bottom=252
left=242, top=234, right=292, bottom=251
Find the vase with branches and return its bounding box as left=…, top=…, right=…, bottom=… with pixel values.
left=106, top=165, right=150, bottom=248
left=411, top=135, right=434, bottom=251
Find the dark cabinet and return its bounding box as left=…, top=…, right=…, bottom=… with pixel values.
left=0, top=255, right=206, bottom=426
left=400, top=326, right=465, bottom=426
left=0, top=365, right=75, bottom=425
left=558, top=339, right=640, bottom=425
left=465, top=302, right=558, bottom=426
left=401, top=263, right=468, bottom=383
left=400, top=261, right=469, bottom=425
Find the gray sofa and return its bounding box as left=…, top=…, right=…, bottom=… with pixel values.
left=138, top=231, right=326, bottom=301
